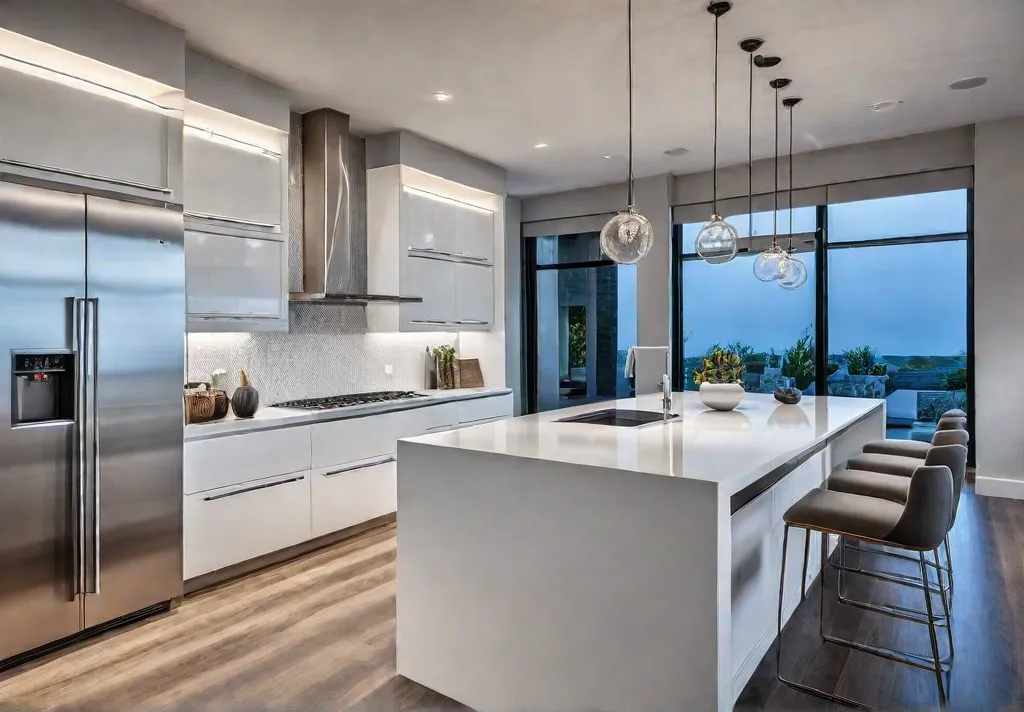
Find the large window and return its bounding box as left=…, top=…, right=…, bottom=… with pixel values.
left=673, top=186, right=972, bottom=455
left=677, top=208, right=817, bottom=395
left=826, top=190, right=969, bottom=441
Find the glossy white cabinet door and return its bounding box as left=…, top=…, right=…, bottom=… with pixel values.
left=454, top=204, right=494, bottom=263
left=456, top=393, right=513, bottom=425
left=404, top=189, right=455, bottom=255
left=454, top=262, right=493, bottom=327
left=401, top=255, right=456, bottom=327
left=0, top=67, right=171, bottom=194
left=185, top=231, right=284, bottom=318
left=310, top=457, right=397, bottom=539
left=183, top=471, right=311, bottom=579
left=183, top=133, right=282, bottom=229
left=184, top=425, right=311, bottom=495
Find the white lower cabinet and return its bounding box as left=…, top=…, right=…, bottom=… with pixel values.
left=311, top=456, right=398, bottom=539
left=183, top=471, right=311, bottom=579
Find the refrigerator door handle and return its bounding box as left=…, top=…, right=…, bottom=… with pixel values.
left=73, top=297, right=87, bottom=598
left=85, top=297, right=101, bottom=595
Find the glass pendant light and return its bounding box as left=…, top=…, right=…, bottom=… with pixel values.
left=695, top=1, right=739, bottom=265
left=779, top=96, right=808, bottom=290
left=753, top=77, right=791, bottom=282
left=600, top=0, right=653, bottom=265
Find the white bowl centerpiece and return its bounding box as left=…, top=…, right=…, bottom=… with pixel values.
left=694, top=347, right=746, bottom=412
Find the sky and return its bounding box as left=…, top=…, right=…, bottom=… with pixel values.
left=680, top=190, right=969, bottom=359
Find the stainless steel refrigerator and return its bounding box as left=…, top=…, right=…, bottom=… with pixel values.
left=0, top=180, right=184, bottom=664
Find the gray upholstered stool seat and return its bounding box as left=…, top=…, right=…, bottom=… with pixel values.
left=863, top=428, right=968, bottom=458
left=784, top=488, right=904, bottom=540
left=847, top=451, right=918, bottom=477
left=941, top=409, right=966, bottom=418
left=826, top=468, right=911, bottom=504
left=935, top=416, right=967, bottom=431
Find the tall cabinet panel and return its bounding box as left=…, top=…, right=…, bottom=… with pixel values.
left=0, top=182, right=85, bottom=661
left=84, top=197, right=185, bottom=628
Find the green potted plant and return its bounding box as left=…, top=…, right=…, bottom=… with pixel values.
left=782, top=330, right=815, bottom=392
left=765, top=348, right=782, bottom=376
left=693, top=347, right=745, bottom=411
left=841, top=345, right=888, bottom=398
left=432, top=344, right=458, bottom=390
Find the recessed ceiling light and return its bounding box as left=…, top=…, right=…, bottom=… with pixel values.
left=663, top=147, right=690, bottom=157
left=533, top=142, right=549, bottom=149
left=949, top=76, right=988, bottom=91
left=868, top=100, right=903, bottom=112
left=433, top=91, right=452, bottom=102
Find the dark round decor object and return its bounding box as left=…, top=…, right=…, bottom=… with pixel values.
left=231, top=370, right=259, bottom=418
left=774, top=387, right=802, bottom=405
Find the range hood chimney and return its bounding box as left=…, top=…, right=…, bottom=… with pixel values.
left=290, top=108, right=420, bottom=304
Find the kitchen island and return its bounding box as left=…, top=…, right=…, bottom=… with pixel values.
left=396, top=391, right=884, bottom=712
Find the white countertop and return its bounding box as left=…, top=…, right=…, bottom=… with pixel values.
left=403, top=391, right=882, bottom=494
left=184, top=387, right=512, bottom=442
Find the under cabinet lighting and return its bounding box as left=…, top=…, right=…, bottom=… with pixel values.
left=184, top=125, right=281, bottom=157
left=402, top=185, right=493, bottom=215
left=0, top=51, right=178, bottom=115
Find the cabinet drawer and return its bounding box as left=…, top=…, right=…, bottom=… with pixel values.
left=184, top=426, right=311, bottom=494
left=186, top=231, right=284, bottom=318
left=184, top=472, right=311, bottom=579
left=310, top=414, right=399, bottom=469
left=395, top=402, right=459, bottom=440
left=184, top=133, right=283, bottom=229
left=457, top=394, right=513, bottom=424
left=311, top=457, right=397, bottom=538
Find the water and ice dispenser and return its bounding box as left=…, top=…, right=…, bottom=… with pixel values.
left=11, top=351, right=75, bottom=425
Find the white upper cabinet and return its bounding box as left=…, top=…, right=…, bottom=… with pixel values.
left=454, top=203, right=494, bottom=263
left=185, top=231, right=285, bottom=321
left=367, top=165, right=501, bottom=333
left=0, top=64, right=179, bottom=201
left=404, top=188, right=455, bottom=255
left=183, top=132, right=283, bottom=230
left=182, top=50, right=290, bottom=332
left=454, top=263, right=493, bottom=327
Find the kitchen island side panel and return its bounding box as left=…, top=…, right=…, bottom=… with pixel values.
left=396, top=441, right=724, bottom=712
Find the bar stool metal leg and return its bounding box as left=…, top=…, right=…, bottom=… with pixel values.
left=919, top=552, right=948, bottom=708
left=776, top=525, right=870, bottom=709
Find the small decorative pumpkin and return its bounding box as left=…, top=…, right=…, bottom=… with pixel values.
left=231, top=370, right=259, bottom=418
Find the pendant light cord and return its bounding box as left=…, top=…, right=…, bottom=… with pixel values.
left=626, top=0, right=635, bottom=208
left=787, top=100, right=795, bottom=252
left=712, top=8, right=719, bottom=216
left=748, top=53, right=753, bottom=239
left=772, top=84, right=779, bottom=248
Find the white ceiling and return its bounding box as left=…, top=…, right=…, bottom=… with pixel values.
left=124, top=0, right=1024, bottom=196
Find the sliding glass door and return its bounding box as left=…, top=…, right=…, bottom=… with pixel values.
left=523, top=232, right=637, bottom=413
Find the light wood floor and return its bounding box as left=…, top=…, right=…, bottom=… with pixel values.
left=2, top=486, right=1023, bottom=711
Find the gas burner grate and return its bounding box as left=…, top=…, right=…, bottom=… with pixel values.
left=271, top=391, right=426, bottom=411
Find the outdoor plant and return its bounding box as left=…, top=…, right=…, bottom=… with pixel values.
left=870, top=362, right=889, bottom=376
left=767, top=349, right=781, bottom=369
left=693, top=348, right=745, bottom=386
left=567, top=307, right=586, bottom=369
left=826, top=362, right=840, bottom=376
left=945, top=367, right=968, bottom=391
left=919, top=391, right=968, bottom=422
left=782, top=328, right=815, bottom=392
left=899, top=355, right=935, bottom=371
left=844, top=345, right=878, bottom=376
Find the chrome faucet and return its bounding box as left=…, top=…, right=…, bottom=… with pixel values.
left=662, top=372, right=672, bottom=417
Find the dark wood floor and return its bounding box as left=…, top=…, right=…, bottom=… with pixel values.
left=0, top=486, right=1021, bottom=711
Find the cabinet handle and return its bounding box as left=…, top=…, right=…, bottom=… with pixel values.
left=0, top=158, right=172, bottom=194
left=185, top=211, right=280, bottom=229
left=203, top=475, right=305, bottom=502
left=425, top=423, right=453, bottom=432
left=322, top=456, right=396, bottom=478
left=455, top=319, right=489, bottom=325
left=410, top=319, right=449, bottom=325
left=408, top=246, right=453, bottom=256
left=453, top=252, right=491, bottom=262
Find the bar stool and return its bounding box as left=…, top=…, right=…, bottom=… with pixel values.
left=778, top=464, right=953, bottom=708
left=862, top=427, right=969, bottom=458
left=826, top=442, right=966, bottom=629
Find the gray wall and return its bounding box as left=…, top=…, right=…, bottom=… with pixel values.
left=184, top=50, right=290, bottom=130
left=974, top=117, right=1024, bottom=496
left=504, top=197, right=523, bottom=414
left=366, top=131, right=507, bottom=196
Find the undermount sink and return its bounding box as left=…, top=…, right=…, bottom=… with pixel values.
left=556, top=409, right=677, bottom=427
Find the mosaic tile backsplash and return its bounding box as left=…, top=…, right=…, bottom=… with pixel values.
left=187, top=306, right=459, bottom=403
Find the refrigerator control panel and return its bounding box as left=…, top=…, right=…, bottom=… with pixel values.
left=11, top=350, right=75, bottom=426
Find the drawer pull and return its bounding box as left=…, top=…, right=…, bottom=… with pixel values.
left=203, top=475, right=305, bottom=502
left=185, top=211, right=280, bottom=229
left=455, top=319, right=489, bottom=325
left=425, top=423, right=452, bottom=432
left=323, top=456, right=396, bottom=478
left=410, top=319, right=450, bottom=325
